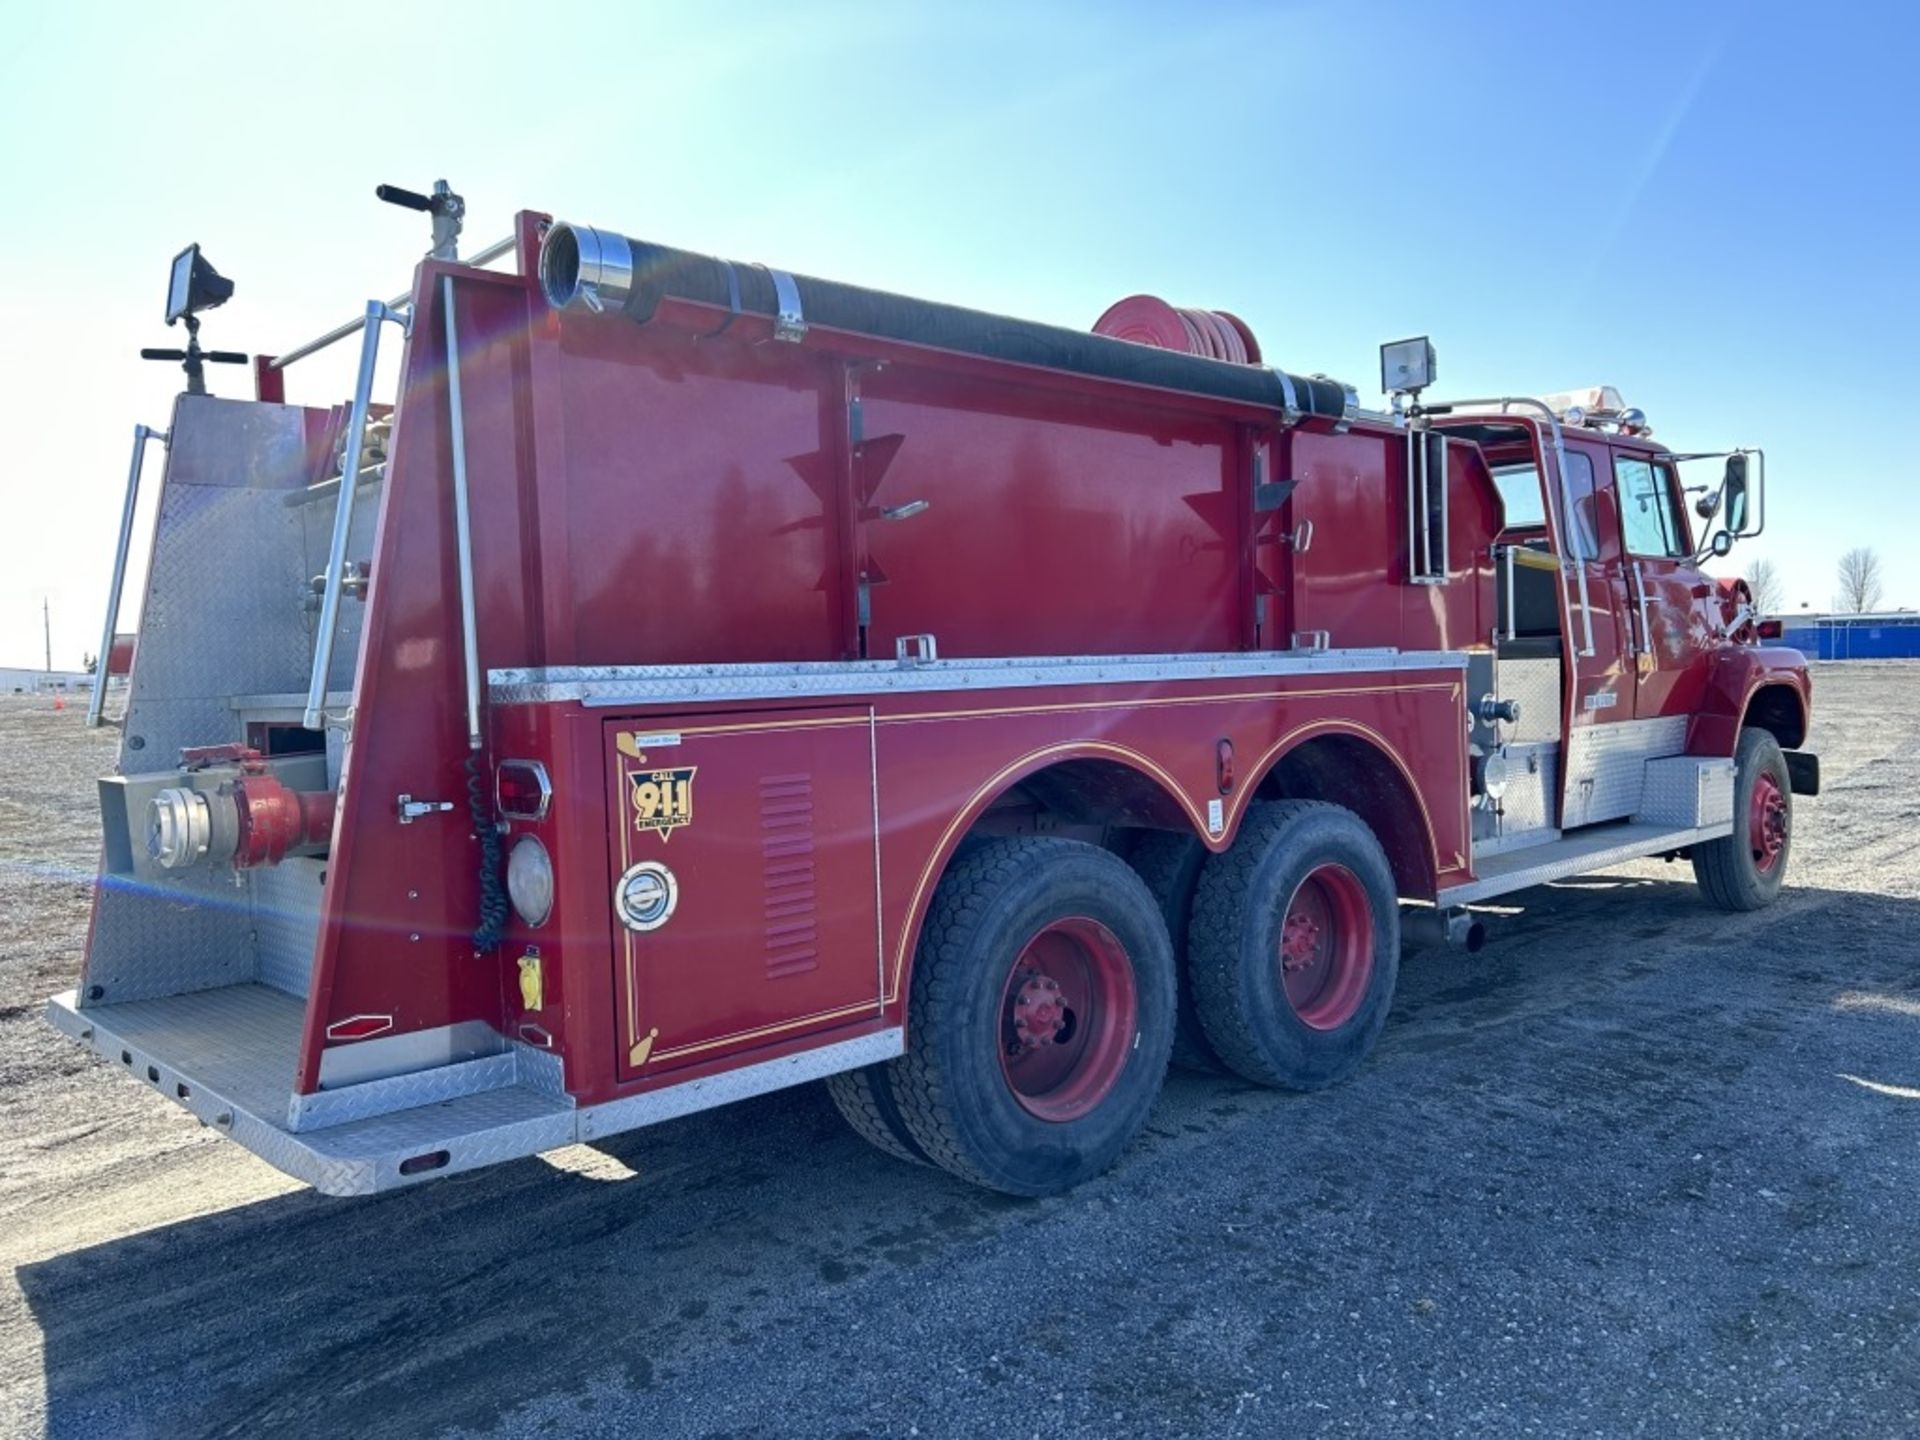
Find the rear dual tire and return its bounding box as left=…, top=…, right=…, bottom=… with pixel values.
left=1125, top=830, right=1225, bottom=1073
left=833, top=804, right=1399, bottom=1192
left=868, top=837, right=1177, bottom=1196
left=1188, top=801, right=1400, bottom=1090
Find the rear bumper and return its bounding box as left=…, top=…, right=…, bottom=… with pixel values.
left=45, top=988, right=901, bottom=1196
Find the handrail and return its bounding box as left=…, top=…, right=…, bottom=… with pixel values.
left=87, top=423, right=167, bottom=728
left=441, top=273, right=484, bottom=750
left=268, top=235, right=514, bottom=373
left=303, top=300, right=408, bottom=730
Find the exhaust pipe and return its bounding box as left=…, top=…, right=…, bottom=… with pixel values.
left=1401, top=905, right=1486, bottom=953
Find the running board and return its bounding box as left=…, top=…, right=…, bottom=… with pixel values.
left=1441, top=820, right=1733, bottom=905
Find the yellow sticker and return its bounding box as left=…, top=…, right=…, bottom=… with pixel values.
left=629, top=765, right=697, bottom=841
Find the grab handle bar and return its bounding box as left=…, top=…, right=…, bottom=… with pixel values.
left=303, top=300, right=407, bottom=730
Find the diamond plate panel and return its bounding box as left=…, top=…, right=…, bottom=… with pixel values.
left=1636, top=756, right=1736, bottom=828
left=252, top=857, right=324, bottom=998
left=1496, top=741, right=1559, bottom=835
left=294, top=482, right=381, bottom=694
left=1561, top=716, right=1688, bottom=829
left=83, top=872, right=259, bottom=1006
left=514, top=1042, right=569, bottom=1099
left=1496, top=657, right=1563, bottom=744
left=90, top=398, right=331, bottom=1007
left=52, top=983, right=302, bottom=1116
left=288, top=1052, right=522, bottom=1132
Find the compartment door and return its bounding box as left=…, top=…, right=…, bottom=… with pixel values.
left=606, top=707, right=881, bottom=1083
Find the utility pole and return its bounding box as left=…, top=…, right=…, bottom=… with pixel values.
left=44, top=596, right=52, bottom=671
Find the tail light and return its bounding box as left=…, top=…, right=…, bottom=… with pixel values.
left=496, top=760, right=552, bottom=821
left=1757, top=619, right=1784, bottom=640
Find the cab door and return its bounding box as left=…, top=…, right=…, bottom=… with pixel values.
left=1612, top=452, right=1711, bottom=718
left=1555, top=439, right=1637, bottom=723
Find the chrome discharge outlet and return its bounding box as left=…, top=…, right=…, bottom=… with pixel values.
left=1401, top=905, right=1486, bottom=953
left=148, top=787, right=235, bottom=870
left=539, top=223, right=634, bottom=313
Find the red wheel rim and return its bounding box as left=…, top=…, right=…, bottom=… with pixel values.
left=1749, top=771, right=1788, bottom=873
left=1277, top=864, right=1374, bottom=1030
left=997, top=916, right=1138, bottom=1122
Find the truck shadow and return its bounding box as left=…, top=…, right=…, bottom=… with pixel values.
left=17, top=874, right=1920, bottom=1438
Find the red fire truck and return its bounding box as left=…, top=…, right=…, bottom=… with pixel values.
left=51, top=185, right=1815, bottom=1197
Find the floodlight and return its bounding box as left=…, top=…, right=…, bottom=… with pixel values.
left=1380, top=336, right=1436, bottom=396
left=165, top=244, right=234, bottom=325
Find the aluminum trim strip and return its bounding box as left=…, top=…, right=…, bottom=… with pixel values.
left=488, top=649, right=1468, bottom=707
left=578, top=1027, right=904, bottom=1140
left=46, top=989, right=902, bottom=1197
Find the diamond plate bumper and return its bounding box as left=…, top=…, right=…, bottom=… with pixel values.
left=46, top=987, right=902, bottom=1197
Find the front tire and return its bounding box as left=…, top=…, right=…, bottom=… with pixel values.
left=1692, top=726, right=1791, bottom=911
left=889, top=837, right=1176, bottom=1196
left=1188, top=801, right=1400, bottom=1090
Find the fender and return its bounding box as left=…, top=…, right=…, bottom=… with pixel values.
left=1686, top=644, right=1812, bottom=759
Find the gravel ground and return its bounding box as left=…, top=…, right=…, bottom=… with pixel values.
left=3, top=665, right=1918, bottom=1439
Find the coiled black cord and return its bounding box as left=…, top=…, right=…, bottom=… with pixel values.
left=468, top=751, right=509, bottom=950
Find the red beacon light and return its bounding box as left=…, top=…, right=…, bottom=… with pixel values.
left=496, top=760, right=552, bottom=821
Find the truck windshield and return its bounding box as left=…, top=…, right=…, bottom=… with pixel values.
left=1491, top=463, right=1546, bottom=530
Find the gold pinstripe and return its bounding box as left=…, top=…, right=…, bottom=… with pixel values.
left=612, top=673, right=1470, bottom=1064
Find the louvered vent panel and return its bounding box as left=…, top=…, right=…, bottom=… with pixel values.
left=760, top=773, right=819, bottom=979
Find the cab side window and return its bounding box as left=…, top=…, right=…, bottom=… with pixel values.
left=1614, top=456, right=1688, bottom=558
left=1561, top=448, right=1601, bottom=560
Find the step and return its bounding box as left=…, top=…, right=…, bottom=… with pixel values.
left=1441, top=818, right=1733, bottom=906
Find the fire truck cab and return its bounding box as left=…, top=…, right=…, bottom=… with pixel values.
left=46, top=189, right=1816, bottom=1199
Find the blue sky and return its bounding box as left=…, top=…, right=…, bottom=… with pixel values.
left=1, top=0, right=1915, bottom=667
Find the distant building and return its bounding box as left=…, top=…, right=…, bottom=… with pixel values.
left=1777, top=613, right=1920, bottom=660
left=0, top=666, right=93, bottom=693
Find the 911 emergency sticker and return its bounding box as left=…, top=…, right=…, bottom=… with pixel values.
left=629, top=766, right=697, bottom=841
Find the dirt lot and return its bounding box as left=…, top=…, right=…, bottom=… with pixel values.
left=3, top=665, right=1918, bottom=1438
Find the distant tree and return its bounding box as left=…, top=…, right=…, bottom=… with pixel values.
left=1836, top=547, right=1885, bottom=614
left=83, top=653, right=97, bottom=675
left=1743, top=558, right=1784, bottom=616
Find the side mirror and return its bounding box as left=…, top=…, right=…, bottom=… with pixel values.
left=1694, top=490, right=1722, bottom=521
left=1710, top=530, right=1734, bottom=558
left=1722, top=455, right=1750, bottom=534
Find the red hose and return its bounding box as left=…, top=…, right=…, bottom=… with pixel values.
left=1093, top=295, right=1262, bottom=364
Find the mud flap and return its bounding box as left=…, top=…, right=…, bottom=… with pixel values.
left=1785, top=751, right=1820, bottom=796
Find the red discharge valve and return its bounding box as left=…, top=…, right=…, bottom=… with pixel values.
left=147, top=747, right=336, bottom=871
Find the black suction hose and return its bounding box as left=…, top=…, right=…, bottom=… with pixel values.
left=468, top=752, right=509, bottom=951
left=538, top=223, right=1355, bottom=423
